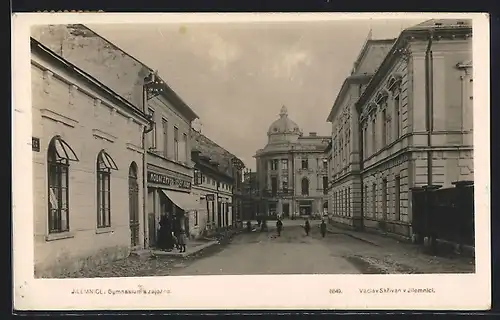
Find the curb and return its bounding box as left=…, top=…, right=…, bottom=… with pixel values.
left=150, top=240, right=219, bottom=259
left=326, top=227, right=380, bottom=247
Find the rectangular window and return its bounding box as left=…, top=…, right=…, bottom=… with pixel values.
left=270, top=159, right=279, bottom=170
left=395, top=95, right=401, bottom=138
left=97, top=170, right=111, bottom=228
left=382, top=109, right=387, bottom=147
left=162, top=118, right=168, bottom=157
left=364, top=185, right=369, bottom=217
left=182, top=133, right=188, bottom=163
left=282, top=176, right=288, bottom=192
left=148, top=108, right=156, bottom=149
left=372, top=118, right=376, bottom=154
left=301, top=158, right=308, bottom=169
left=323, top=176, right=328, bottom=195
left=372, top=183, right=377, bottom=219
left=174, top=127, right=179, bottom=161
left=206, top=200, right=210, bottom=223
left=281, top=159, right=288, bottom=170
left=271, top=177, right=278, bottom=196
left=211, top=201, right=215, bottom=222
left=395, top=175, right=401, bottom=221
left=363, top=127, right=368, bottom=159
left=382, top=178, right=387, bottom=221
left=48, top=163, right=69, bottom=233
left=194, top=210, right=199, bottom=226
left=345, top=188, right=348, bottom=217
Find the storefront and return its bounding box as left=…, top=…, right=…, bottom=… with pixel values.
left=146, top=168, right=199, bottom=248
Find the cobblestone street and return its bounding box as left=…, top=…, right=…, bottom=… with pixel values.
left=60, top=220, right=474, bottom=278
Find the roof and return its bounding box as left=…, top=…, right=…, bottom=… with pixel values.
left=326, top=73, right=372, bottom=122
left=31, top=37, right=149, bottom=123
left=191, top=129, right=245, bottom=179
left=356, top=19, right=472, bottom=110
left=351, top=38, right=397, bottom=75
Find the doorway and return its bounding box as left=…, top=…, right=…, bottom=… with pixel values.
left=282, top=203, right=290, bottom=217
left=128, top=163, right=140, bottom=247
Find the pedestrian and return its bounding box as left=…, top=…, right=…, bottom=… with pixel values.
left=158, top=214, right=172, bottom=251
left=177, top=228, right=187, bottom=253
left=320, top=219, right=327, bottom=238
left=304, top=218, right=311, bottom=236
left=276, top=218, right=283, bottom=236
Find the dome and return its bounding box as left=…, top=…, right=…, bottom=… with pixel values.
left=267, top=106, right=302, bottom=136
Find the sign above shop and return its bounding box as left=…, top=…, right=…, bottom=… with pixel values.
left=148, top=172, right=191, bottom=190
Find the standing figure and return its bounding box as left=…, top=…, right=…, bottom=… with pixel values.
left=177, top=228, right=187, bottom=253
left=304, top=219, right=311, bottom=236
left=276, top=218, right=283, bottom=237
left=158, top=214, right=173, bottom=251
left=320, top=219, right=327, bottom=238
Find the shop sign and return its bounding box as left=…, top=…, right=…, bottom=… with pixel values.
left=205, top=194, right=215, bottom=201
left=148, top=172, right=191, bottom=190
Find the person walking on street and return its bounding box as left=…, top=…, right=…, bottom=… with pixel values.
left=178, top=228, right=187, bottom=253
left=304, top=219, right=311, bottom=236
left=320, top=219, right=327, bottom=238
left=276, top=218, right=283, bottom=237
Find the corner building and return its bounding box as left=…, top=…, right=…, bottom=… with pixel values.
left=327, top=19, right=474, bottom=239
left=255, top=106, right=330, bottom=218
left=31, top=38, right=149, bottom=277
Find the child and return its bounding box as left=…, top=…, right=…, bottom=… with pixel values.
left=178, top=228, right=187, bottom=253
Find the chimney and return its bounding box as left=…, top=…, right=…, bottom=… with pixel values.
left=309, top=132, right=317, bottom=137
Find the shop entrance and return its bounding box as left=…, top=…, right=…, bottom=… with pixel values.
left=299, top=200, right=313, bottom=216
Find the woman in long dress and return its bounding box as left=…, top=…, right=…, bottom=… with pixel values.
left=178, top=228, right=187, bottom=253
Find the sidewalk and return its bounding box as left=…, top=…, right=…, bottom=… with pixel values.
left=132, top=239, right=218, bottom=259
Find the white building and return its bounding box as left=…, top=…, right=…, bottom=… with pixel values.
left=31, top=38, right=149, bottom=277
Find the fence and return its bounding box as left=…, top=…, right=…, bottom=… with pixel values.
left=411, top=181, right=474, bottom=248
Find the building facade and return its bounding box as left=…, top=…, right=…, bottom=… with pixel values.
left=31, top=38, right=149, bottom=277
left=191, top=129, right=245, bottom=235
left=241, top=170, right=259, bottom=221
left=255, top=106, right=330, bottom=219
left=327, top=19, right=474, bottom=239
left=326, top=38, right=395, bottom=229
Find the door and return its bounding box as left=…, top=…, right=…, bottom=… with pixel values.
left=217, top=201, right=222, bottom=227
left=128, top=163, right=140, bottom=247
left=282, top=203, right=290, bottom=217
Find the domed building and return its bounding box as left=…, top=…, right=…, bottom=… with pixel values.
left=254, top=106, right=331, bottom=219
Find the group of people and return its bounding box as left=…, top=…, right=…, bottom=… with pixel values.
left=157, top=214, right=188, bottom=253
left=273, top=217, right=328, bottom=238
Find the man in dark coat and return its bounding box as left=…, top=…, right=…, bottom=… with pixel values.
left=320, top=219, right=327, bottom=238
left=304, top=219, right=311, bottom=236
left=276, top=218, right=283, bottom=237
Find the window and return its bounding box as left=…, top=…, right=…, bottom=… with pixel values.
left=194, top=210, right=199, bottom=226
left=301, top=158, right=309, bottom=170
left=372, top=118, right=376, bottom=154
left=270, top=159, right=278, bottom=170
left=47, top=136, right=79, bottom=234
left=271, top=177, right=278, bottom=196
left=395, top=95, right=401, bottom=138
left=322, top=159, right=328, bottom=170
left=323, top=176, right=328, bottom=195
left=372, top=183, right=377, bottom=218
left=148, top=108, right=156, bottom=149
left=162, top=118, right=168, bottom=157
left=281, top=159, right=288, bottom=170
left=364, top=185, right=369, bottom=217
left=301, top=178, right=309, bottom=195
left=363, top=126, right=368, bottom=158
left=97, top=150, right=118, bottom=228
left=282, top=176, right=288, bottom=192
left=182, top=133, right=188, bottom=163
left=174, top=127, right=179, bottom=161
left=345, top=188, right=348, bottom=216
left=203, top=176, right=206, bottom=183
left=382, top=178, right=388, bottom=220
left=382, top=109, right=387, bottom=147
left=395, top=175, right=401, bottom=221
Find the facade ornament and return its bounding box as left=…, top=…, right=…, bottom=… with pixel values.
left=395, top=44, right=412, bottom=62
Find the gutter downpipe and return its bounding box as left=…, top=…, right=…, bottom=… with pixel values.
left=424, top=29, right=437, bottom=251
left=425, top=30, right=434, bottom=187
left=142, top=83, right=154, bottom=249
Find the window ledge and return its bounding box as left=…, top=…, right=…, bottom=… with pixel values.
left=45, top=231, right=74, bottom=242
left=96, top=227, right=114, bottom=234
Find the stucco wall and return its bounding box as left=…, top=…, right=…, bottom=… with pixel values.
left=32, top=51, right=146, bottom=278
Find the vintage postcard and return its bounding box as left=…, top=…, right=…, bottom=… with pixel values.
left=12, top=12, right=490, bottom=311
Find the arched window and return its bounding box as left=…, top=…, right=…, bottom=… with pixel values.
left=301, top=177, right=309, bottom=196
left=47, top=136, right=79, bottom=234
left=97, top=150, right=118, bottom=228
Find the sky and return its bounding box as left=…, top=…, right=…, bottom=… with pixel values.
left=89, top=18, right=425, bottom=171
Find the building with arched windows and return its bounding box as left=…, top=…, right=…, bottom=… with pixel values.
left=255, top=106, right=330, bottom=219
left=31, top=38, right=150, bottom=277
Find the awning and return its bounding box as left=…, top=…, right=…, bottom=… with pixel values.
left=161, top=189, right=199, bottom=212
left=51, top=136, right=79, bottom=161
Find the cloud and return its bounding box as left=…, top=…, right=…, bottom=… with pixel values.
left=272, top=49, right=312, bottom=81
